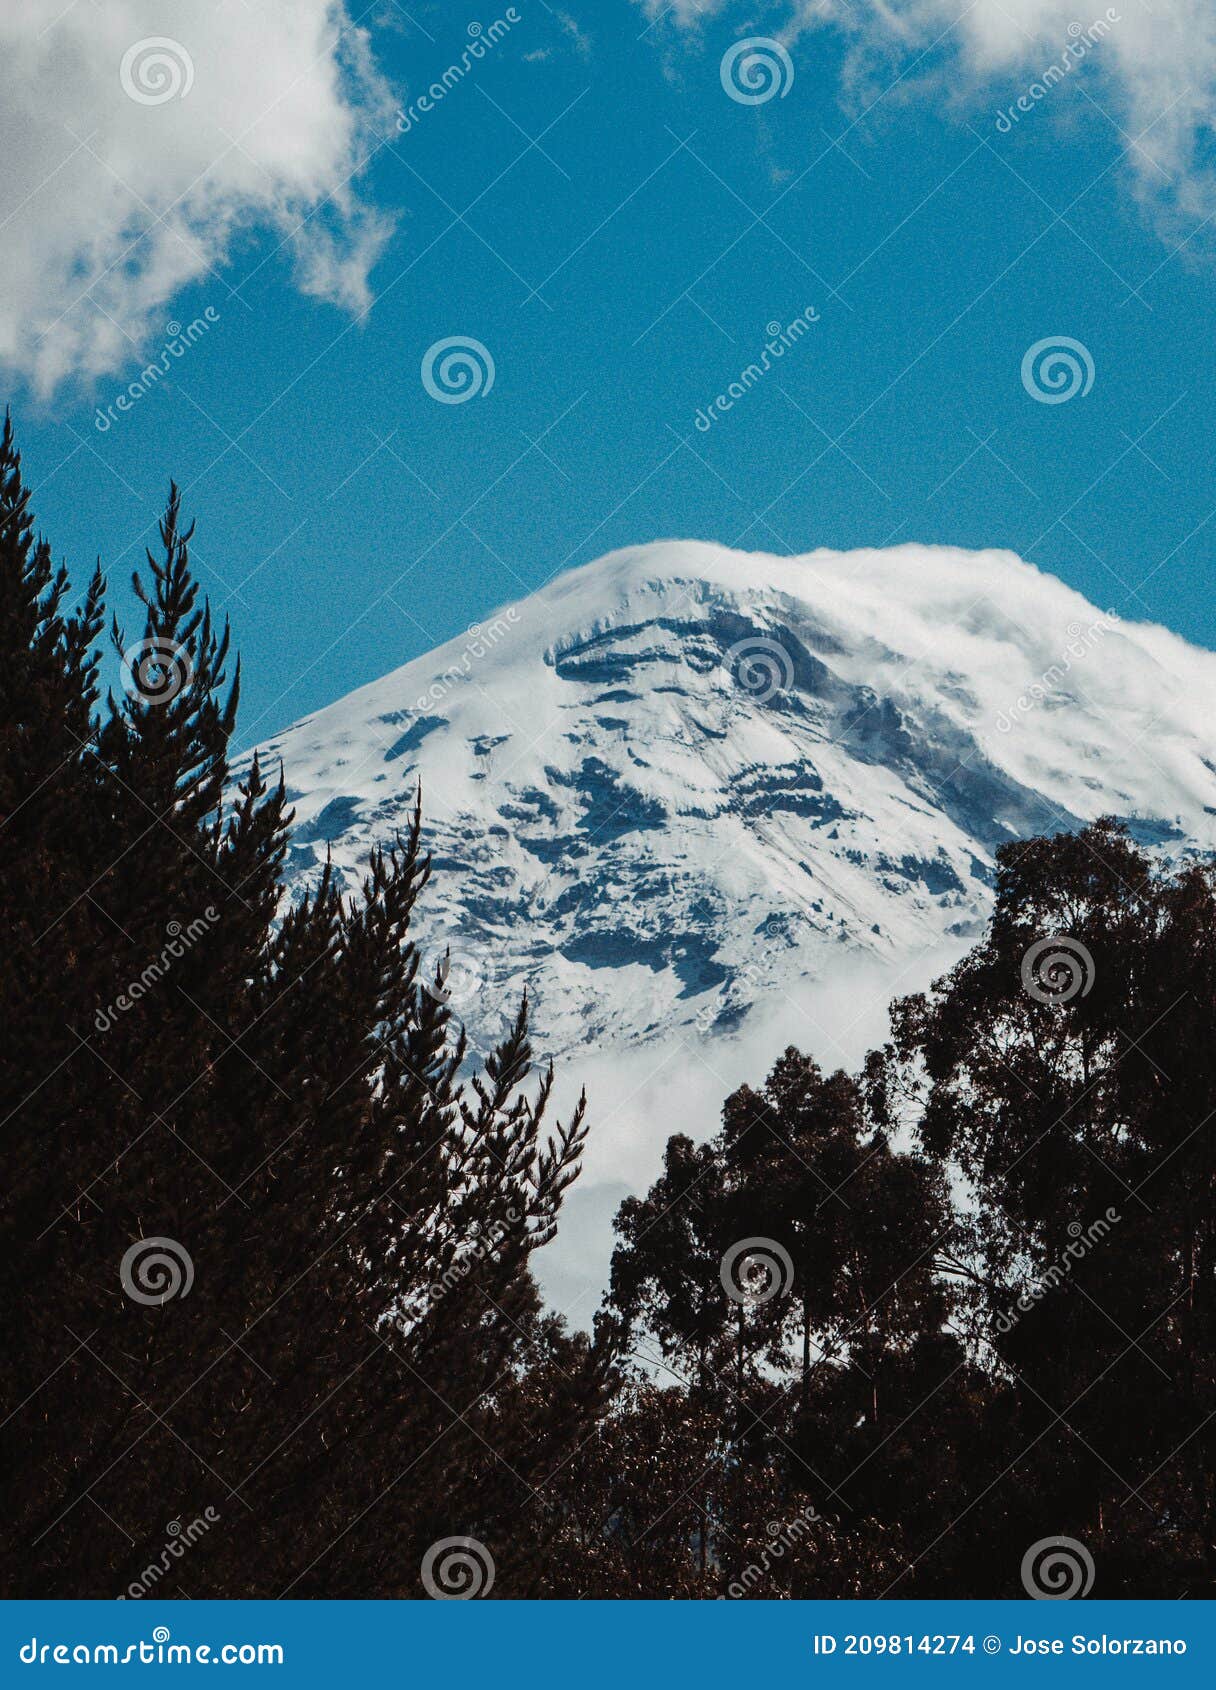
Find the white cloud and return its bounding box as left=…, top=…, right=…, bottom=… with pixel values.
left=556, top=10, right=593, bottom=61
left=533, top=944, right=962, bottom=1319
left=638, top=0, right=1216, bottom=246
left=0, top=0, right=398, bottom=398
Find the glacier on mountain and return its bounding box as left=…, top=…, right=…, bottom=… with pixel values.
left=248, top=539, right=1216, bottom=1314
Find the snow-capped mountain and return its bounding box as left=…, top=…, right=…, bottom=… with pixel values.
left=253, top=538, right=1216, bottom=1053
left=250, top=540, right=1216, bottom=1314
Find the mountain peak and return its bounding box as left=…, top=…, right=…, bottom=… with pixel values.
left=256, top=544, right=1216, bottom=996
left=251, top=538, right=1216, bottom=1303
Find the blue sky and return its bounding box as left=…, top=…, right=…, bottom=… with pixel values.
left=4, top=0, right=1215, bottom=749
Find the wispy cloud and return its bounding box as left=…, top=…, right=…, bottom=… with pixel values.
left=0, top=0, right=398, bottom=398
left=556, top=9, right=593, bottom=62
left=635, top=0, right=1216, bottom=248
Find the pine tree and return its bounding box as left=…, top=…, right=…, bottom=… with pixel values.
left=0, top=424, right=593, bottom=1599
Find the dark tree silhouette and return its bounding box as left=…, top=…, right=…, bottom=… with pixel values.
left=0, top=423, right=593, bottom=1599
left=3, top=410, right=1212, bottom=1600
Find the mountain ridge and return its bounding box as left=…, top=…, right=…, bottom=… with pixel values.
left=251, top=538, right=1216, bottom=1048
left=246, top=537, right=1216, bottom=1304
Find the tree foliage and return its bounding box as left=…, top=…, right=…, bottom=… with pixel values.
left=2, top=415, right=1211, bottom=1599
